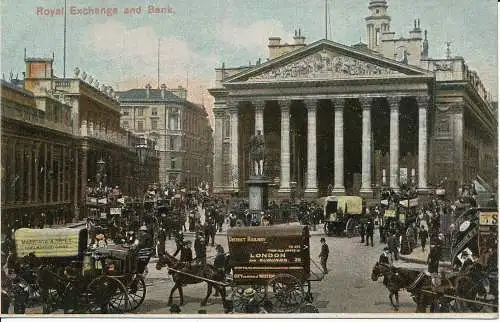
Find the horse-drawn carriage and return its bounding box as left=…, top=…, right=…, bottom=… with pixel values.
left=320, top=196, right=364, bottom=237
left=226, top=225, right=323, bottom=313
left=13, top=227, right=152, bottom=313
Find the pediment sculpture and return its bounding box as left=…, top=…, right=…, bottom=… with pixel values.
left=249, top=50, right=402, bottom=81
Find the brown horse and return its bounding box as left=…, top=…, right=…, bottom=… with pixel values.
left=382, top=265, right=458, bottom=312
left=371, top=262, right=401, bottom=311
left=155, top=250, right=226, bottom=307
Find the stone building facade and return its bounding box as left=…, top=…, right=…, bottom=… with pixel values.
left=209, top=0, right=497, bottom=201
left=118, top=85, right=213, bottom=189
left=1, top=57, right=159, bottom=231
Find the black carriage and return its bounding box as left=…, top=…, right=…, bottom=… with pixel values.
left=14, top=227, right=152, bottom=313
left=226, top=225, right=323, bottom=313
left=320, top=196, right=364, bottom=237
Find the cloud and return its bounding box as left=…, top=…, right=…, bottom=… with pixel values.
left=216, top=19, right=294, bottom=51
left=85, top=20, right=216, bottom=127
left=85, top=20, right=213, bottom=80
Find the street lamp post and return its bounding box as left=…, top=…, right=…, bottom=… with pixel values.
left=136, top=136, right=150, bottom=198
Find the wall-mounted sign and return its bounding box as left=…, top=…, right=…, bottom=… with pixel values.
left=479, top=212, right=498, bottom=226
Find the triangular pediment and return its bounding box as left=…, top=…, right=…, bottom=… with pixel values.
left=225, top=39, right=431, bottom=84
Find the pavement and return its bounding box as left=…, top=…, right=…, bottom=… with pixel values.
left=399, top=243, right=452, bottom=269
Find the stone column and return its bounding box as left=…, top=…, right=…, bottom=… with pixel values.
left=213, top=109, right=225, bottom=192
left=254, top=101, right=265, bottom=135
left=34, top=143, right=40, bottom=203
left=304, top=99, right=318, bottom=196
left=416, top=95, right=429, bottom=191
left=388, top=96, right=401, bottom=192
left=228, top=101, right=239, bottom=192
left=278, top=100, right=291, bottom=193
left=332, top=98, right=345, bottom=195
left=88, top=121, right=94, bottom=137
left=360, top=97, right=373, bottom=195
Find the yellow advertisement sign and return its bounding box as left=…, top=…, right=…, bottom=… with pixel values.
left=479, top=212, right=498, bottom=226
left=384, top=209, right=396, bottom=218
left=336, top=196, right=363, bottom=215
left=15, top=228, right=82, bottom=257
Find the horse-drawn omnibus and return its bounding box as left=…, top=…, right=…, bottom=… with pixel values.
left=226, top=225, right=323, bottom=313
left=13, top=227, right=152, bottom=313
left=320, top=196, right=364, bottom=237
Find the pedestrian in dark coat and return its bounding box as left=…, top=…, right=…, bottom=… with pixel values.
left=180, top=241, right=193, bottom=263
left=194, top=234, right=206, bottom=264
left=387, top=232, right=399, bottom=260
left=427, top=245, right=440, bottom=274
left=359, top=222, right=366, bottom=243
left=419, top=226, right=428, bottom=252
left=365, top=217, right=375, bottom=247
left=319, top=237, right=329, bottom=274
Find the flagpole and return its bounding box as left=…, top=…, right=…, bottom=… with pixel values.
left=325, top=0, right=328, bottom=39
left=63, top=0, right=67, bottom=78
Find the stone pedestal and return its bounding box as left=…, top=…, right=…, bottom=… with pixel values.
left=247, top=176, right=269, bottom=219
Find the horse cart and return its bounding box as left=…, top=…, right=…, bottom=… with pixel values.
left=320, top=196, right=363, bottom=237
left=226, top=225, right=324, bottom=313
left=14, top=227, right=152, bottom=313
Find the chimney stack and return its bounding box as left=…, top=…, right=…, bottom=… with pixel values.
left=145, top=83, right=152, bottom=99
left=293, top=28, right=306, bottom=45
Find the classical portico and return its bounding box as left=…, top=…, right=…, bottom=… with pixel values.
left=209, top=39, right=434, bottom=199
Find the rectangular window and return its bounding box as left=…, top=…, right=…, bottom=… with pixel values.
left=137, top=108, right=143, bottom=116
left=224, top=118, right=230, bottom=138
left=169, top=114, right=178, bottom=130
left=151, top=119, right=158, bottom=130
left=122, top=120, right=129, bottom=128
left=137, top=121, right=144, bottom=132
left=171, top=157, right=176, bottom=169
left=170, top=136, right=175, bottom=150
left=375, top=29, right=380, bottom=46
left=122, top=109, right=129, bottom=116
left=151, top=107, right=158, bottom=116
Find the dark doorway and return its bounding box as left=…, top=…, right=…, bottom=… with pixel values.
left=238, top=103, right=254, bottom=192
left=263, top=102, right=281, bottom=184
left=290, top=102, right=307, bottom=193
left=317, top=100, right=335, bottom=195
left=343, top=99, right=362, bottom=195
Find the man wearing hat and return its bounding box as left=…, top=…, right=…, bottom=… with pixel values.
left=319, top=237, right=329, bottom=274
left=194, top=233, right=206, bottom=264
left=213, top=244, right=226, bottom=297
left=180, top=240, right=193, bottom=264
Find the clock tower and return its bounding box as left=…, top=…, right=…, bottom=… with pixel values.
left=365, top=0, right=391, bottom=52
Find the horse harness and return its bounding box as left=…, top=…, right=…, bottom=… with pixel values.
left=406, top=271, right=425, bottom=292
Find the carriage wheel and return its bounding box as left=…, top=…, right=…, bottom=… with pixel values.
left=265, top=274, right=305, bottom=313
left=455, top=276, right=485, bottom=312
left=85, top=275, right=129, bottom=313
left=126, top=275, right=147, bottom=311
left=230, top=284, right=266, bottom=313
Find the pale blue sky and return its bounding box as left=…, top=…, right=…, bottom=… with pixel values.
left=1, top=0, right=497, bottom=103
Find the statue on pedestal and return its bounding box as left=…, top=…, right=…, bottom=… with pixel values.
left=249, top=130, right=265, bottom=177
